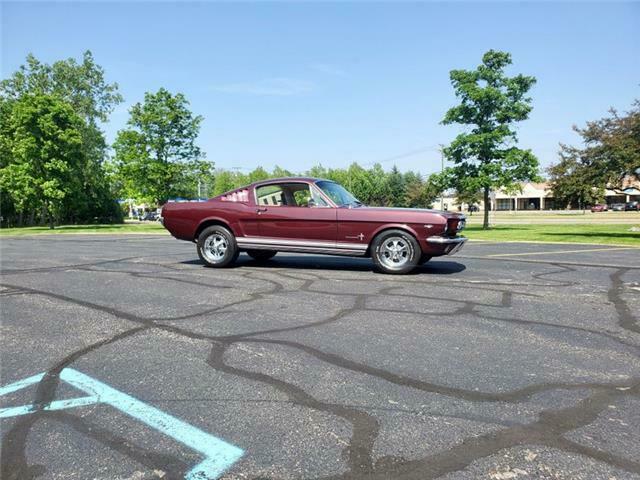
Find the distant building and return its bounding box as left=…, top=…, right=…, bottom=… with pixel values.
left=436, top=179, right=640, bottom=212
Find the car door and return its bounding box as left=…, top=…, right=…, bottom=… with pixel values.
left=254, top=182, right=337, bottom=245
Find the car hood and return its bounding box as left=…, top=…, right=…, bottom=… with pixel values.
left=354, top=206, right=465, bottom=219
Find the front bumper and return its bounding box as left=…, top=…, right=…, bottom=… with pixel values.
left=425, top=236, right=467, bottom=255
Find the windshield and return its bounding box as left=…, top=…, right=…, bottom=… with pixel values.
left=316, top=181, right=362, bottom=207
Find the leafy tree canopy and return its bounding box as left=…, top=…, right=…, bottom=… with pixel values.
left=441, top=50, right=540, bottom=228
left=548, top=99, right=639, bottom=207
left=552, top=100, right=640, bottom=193
left=0, top=94, right=84, bottom=228
left=547, top=153, right=605, bottom=208
left=0, top=52, right=123, bottom=227
left=111, top=88, right=210, bottom=204
left=385, top=165, right=406, bottom=206
left=0, top=51, right=123, bottom=124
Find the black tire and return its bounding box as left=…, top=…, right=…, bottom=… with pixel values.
left=196, top=225, right=239, bottom=268
left=419, top=254, right=432, bottom=264
left=246, top=249, right=277, bottom=262
left=371, top=229, right=421, bottom=274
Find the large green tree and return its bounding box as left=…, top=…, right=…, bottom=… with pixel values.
left=547, top=154, right=604, bottom=208
left=0, top=51, right=123, bottom=225
left=212, top=170, right=240, bottom=196
left=549, top=100, right=639, bottom=199
left=112, top=88, right=210, bottom=204
left=0, top=94, right=84, bottom=228
left=441, top=50, right=539, bottom=228
left=385, top=165, right=406, bottom=207
left=0, top=51, right=122, bottom=123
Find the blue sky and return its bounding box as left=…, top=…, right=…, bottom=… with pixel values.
left=3, top=1, right=639, bottom=175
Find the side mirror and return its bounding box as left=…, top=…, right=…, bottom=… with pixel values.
left=307, top=198, right=316, bottom=208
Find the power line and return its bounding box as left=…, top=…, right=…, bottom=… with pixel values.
left=361, top=145, right=441, bottom=167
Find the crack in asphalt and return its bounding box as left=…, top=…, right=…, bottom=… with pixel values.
left=1, top=243, right=639, bottom=479
left=315, top=384, right=640, bottom=480
left=209, top=342, right=381, bottom=475
left=609, top=268, right=640, bottom=334
left=457, top=254, right=640, bottom=270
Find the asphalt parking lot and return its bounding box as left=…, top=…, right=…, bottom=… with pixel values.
left=1, top=235, right=639, bottom=480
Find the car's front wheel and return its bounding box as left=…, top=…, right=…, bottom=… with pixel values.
left=197, top=225, right=239, bottom=268
left=371, top=229, right=421, bottom=274
left=246, top=249, right=277, bottom=262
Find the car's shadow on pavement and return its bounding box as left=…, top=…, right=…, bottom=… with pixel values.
left=181, top=255, right=466, bottom=275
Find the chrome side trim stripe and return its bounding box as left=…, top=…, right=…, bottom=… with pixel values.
left=238, top=244, right=366, bottom=257
left=336, top=242, right=367, bottom=250
left=236, top=237, right=367, bottom=251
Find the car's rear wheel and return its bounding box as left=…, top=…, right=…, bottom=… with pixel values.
left=246, top=249, right=277, bottom=261
left=197, top=225, right=239, bottom=268
left=371, top=229, right=420, bottom=274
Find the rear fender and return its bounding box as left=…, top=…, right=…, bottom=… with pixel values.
left=194, top=216, right=237, bottom=242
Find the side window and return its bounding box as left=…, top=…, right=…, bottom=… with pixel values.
left=255, top=185, right=284, bottom=206
left=293, top=189, right=311, bottom=206
left=310, top=186, right=329, bottom=207
left=255, top=183, right=329, bottom=207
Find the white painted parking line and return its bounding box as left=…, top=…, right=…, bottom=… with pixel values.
left=485, top=246, right=640, bottom=257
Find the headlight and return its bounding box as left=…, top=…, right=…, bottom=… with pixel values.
left=445, top=218, right=465, bottom=235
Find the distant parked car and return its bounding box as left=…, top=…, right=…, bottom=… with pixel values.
left=610, top=203, right=626, bottom=211
left=625, top=201, right=640, bottom=211
left=140, top=211, right=160, bottom=221
left=590, top=204, right=608, bottom=212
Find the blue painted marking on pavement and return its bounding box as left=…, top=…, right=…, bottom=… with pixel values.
left=0, top=368, right=244, bottom=479
left=0, top=396, right=99, bottom=418
left=60, top=369, right=245, bottom=479
left=0, top=372, right=45, bottom=396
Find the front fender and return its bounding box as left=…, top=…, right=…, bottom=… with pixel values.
left=367, top=223, right=428, bottom=253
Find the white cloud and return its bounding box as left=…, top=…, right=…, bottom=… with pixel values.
left=211, top=77, right=314, bottom=96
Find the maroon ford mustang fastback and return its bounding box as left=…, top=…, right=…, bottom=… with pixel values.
left=161, top=177, right=467, bottom=274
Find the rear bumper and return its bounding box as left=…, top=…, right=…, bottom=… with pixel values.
left=425, top=236, right=467, bottom=256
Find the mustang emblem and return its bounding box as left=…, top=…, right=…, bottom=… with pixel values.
left=345, top=233, right=365, bottom=241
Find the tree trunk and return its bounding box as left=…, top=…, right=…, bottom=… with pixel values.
left=46, top=202, right=55, bottom=229
left=483, top=186, right=490, bottom=229
left=40, top=203, right=47, bottom=226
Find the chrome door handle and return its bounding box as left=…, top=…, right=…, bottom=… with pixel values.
left=256, top=208, right=267, bottom=214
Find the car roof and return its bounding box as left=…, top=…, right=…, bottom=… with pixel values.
left=249, top=177, right=332, bottom=188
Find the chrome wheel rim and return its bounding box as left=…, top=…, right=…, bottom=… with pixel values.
left=379, top=236, right=411, bottom=268
left=203, top=233, right=228, bottom=262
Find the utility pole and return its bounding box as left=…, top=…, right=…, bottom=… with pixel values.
left=439, top=144, right=445, bottom=211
